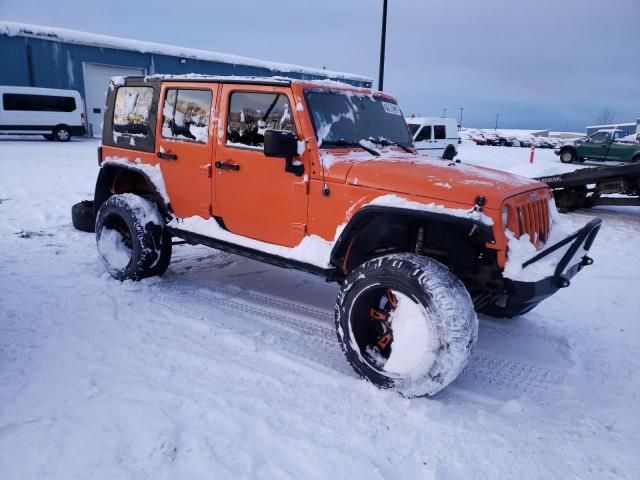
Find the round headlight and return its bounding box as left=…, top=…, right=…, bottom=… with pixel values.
left=501, top=205, right=510, bottom=226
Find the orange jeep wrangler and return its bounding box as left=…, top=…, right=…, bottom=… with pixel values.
left=83, top=75, right=601, bottom=396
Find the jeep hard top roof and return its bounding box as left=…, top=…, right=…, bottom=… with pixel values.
left=111, top=74, right=379, bottom=95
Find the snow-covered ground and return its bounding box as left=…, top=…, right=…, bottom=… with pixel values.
left=1, top=137, right=639, bottom=479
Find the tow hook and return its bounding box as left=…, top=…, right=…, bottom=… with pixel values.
left=557, top=276, right=571, bottom=288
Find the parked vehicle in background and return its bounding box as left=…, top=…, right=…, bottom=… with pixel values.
left=406, top=117, right=459, bottom=159
left=0, top=86, right=86, bottom=141
left=556, top=129, right=640, bottom=164
left=75, top=75, right=601, bottom=397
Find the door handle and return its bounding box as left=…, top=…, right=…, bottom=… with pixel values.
left=157, top=151, right=178, bottom=160
left=215, top=161, right=240, bottom=171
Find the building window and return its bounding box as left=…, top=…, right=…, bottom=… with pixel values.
left=3, top=93, right=76, bottom=112
left=227, top=92, right=296, bottom=149
left=113, top=87, right=154, bottom=137
left=161, top=89, right=212, bottom=143
left=415, top=126, right=432, bottom=142
left=434, top=125, right=446, bottom=140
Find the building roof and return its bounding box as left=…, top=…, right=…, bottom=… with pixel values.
left=586, top=122, right=637, bottom=128
left=0, top=21, right=372, bottom=84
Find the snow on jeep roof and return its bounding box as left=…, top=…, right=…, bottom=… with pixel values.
left=0, top=21, right=372, bottom=83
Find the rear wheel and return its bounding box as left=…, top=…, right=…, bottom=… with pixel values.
left=560, top=148, right=577, bottom=163
left=55, top=126, right=71, bottom=142
left=442, top=146, right=456, bottom=160
left=95, top=194, right=172, bottom=280
left=335, top=253, right=478, bottom=397
left=633, top=155, right=640, bottom=164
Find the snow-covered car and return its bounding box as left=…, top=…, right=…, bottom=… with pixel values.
left=405, top=117, right=459, bottom=159
left=75, top=75, right=602, bottom=397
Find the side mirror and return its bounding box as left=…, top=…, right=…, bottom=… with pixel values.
left=264, top=129, right=304, bottom=176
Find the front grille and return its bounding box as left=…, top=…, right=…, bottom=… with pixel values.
left=516, top=198, right=550, bottom=246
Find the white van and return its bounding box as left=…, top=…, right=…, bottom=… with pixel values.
left=0, top=86, right=86, bottom=141
left=406, top=116, right=460, bottom=159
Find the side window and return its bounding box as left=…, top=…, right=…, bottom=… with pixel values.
left=590, top=132, right=609, bottom=143
left=161, top=89, right=212, bottom=143
left=227, top=92, right=296, bottom=149
left=113, top=87, right=153, bottom=137
left=415, top=126, right=431, bottom=142
left=408, top=123, right=420, bottom=136
left=434, top=125, right=446, bottom=140
left=3, top=93, right=76, bottom=112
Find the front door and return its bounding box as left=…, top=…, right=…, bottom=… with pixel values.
left=156, top=82, right=217, bottom=218
left=582, top=131, right=611, bottom=160
left=213, top=85, right=308, bottom=247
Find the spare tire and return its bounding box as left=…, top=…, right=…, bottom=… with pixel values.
left=72, top=200, right=95, bottom=233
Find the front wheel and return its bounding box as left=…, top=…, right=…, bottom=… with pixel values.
left=95, top=194, right=172, bottom=280
left=335, top=253, right=478, bottom=397
left=559, top=148, right=577, bottom=163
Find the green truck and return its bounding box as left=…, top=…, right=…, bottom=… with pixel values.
left=556, top=129, right=640, bottom=164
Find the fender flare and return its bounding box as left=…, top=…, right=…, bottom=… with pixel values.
left=93, top=163, right=170, bottom=219
left=329, top=205, right=495, bottom=273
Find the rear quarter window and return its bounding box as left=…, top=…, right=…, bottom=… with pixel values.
left=113, top=87, right=154, bottom=138
left=434, top=125, right=446, bottom=140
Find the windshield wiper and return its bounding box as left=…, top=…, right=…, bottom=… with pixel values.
left=322, top=139, right=380, bottom=157
left=368, top=136, right=415, bottom=154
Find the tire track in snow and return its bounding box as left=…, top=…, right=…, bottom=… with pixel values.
left=153, top=275, right=572, bottom=403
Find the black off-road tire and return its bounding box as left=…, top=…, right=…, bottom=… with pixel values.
left=442, top=146, right=457, bottom=160
left=95, top=194, right=172, bottom=281
left=71, top=200, right=95, bottom=233
left=559, top=148, right=577, bottom=163
left=335, top=253, right=478, bottom=397
left=633, top=155, right=640, bottom=164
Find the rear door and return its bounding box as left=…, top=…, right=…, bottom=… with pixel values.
left=213, top=84, right=309, bottom=247
left=156, top=82, right=217, bottom=219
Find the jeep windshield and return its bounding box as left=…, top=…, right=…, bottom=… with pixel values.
left=304, top=89, right=413, bottom=150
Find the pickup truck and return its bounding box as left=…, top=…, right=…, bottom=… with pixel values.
left=74, top=75, right=601, bottom=397
left=556, top=129, right=640, bottom=164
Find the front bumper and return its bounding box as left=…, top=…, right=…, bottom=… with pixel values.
left=500, top=218, right=602, bottom=316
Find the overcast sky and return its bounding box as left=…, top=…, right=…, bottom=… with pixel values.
left=2, top=0, right=638, bottom=131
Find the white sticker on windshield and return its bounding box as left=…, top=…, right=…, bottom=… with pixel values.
left=382, top=101, right=401, bottom=116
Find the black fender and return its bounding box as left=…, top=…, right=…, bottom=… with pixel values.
left=330, top=205, right=495, bottom=274
left=557, top=145, right=577, bottom=156
left=93, top=163, right=169, bottom=219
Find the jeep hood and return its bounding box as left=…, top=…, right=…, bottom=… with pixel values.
left=321, top=150, right=545, bottom=208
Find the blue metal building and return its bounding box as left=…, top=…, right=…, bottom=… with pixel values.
left=0, top=21, right=372, bottom=136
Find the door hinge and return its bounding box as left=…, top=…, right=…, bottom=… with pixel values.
left=293, top=181, right=309, bottom=194
left=200, top=164, right=212, bottom=177
left=291, top=223, right=307, bottom=235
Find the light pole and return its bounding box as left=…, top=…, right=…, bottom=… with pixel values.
left=378, top=0, right=388, bottom=91
left=495, top=113, right=500, bottom=130
left=442, top=108, right=447, bottom=118
left=459, top=107, right=464, bottom=128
